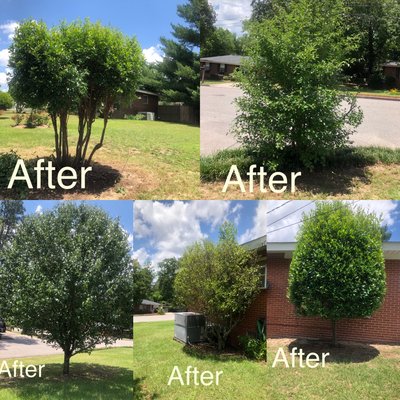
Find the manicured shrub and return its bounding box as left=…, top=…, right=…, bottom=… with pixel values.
left=239, top=335, right=266, bottom=361
left=0, top=92, right=13, bottom=110
left=11, top=113, right=24, bottom=126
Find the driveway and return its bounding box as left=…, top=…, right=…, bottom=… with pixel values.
left=0, top=332, right=132, bottom=359
left=134, top=312, right=176, bottom=323
left=200, top=83, right=400, bottom=155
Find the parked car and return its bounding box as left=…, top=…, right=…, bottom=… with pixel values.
left=0, top=317, right=6, bottom=333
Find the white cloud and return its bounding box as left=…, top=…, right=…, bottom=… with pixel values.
left=209, top=0, right=252, bottom=34
left=132, top=247, right=151, bottom=265
left=127, top=233, right=134, bottom=245
left=143, top=45, right=163, bottom=64
left=239, top=201, right=267, bottom=244
left=134, top=201, right=233, bottom=266
left=0, top=49, right=9, bottom=67
left=0, top=21, right=19, bottom=40
left=267, top=200, right=398, bottom=242
left=35, top=205, right=43, bottom=215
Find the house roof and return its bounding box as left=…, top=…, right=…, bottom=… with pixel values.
left=136, top=89, right=159, bottom=97
left=141, top=299, right=161, bottom=306
left=267, top=242, right=400, bottom=260
left=242, top=235, right=266, bottom=251
left=383, top=61, right=400, bottom=68
left=200, top=55, right=249, bottom=66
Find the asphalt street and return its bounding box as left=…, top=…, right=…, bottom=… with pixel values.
left=0, top=332, right=132, bottom=359
left=200, top=83, right=400, bottom=155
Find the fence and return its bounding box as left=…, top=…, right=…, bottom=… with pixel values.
left=158, top=105, right=199, bottom=126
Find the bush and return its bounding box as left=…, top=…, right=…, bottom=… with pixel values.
left=239, top=335, right=266, bottom=361
left=0, top=151, right=36, bottom=197
left=26, top=111, right=49, bottom=128
left=0, top=92, right=13, bottom=110
left=157, top=306, right=165, bottom=315
left=125, top=113, right=146, bottom=120
left=368, top=72, right=384, bottom=89
left=385, top=76, right=397, bottom=89
left=11, top=113, right=24, bottom=126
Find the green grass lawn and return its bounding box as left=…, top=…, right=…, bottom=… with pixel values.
left=340, top=85, right=400, bottom=97
left=133, top=321, right=267, bottom=400
left=201, top=147, right=400, bottom=199
left=0, top=347, right=132, bottom=400
left=0, top=111, right=199, bottom=199
left=266, top=339, right=400, bottom=399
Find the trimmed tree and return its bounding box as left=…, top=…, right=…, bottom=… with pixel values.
left=288, top=202, right=386, bottom=345
left=0, top=203, right=133, bottom=374
left=133, top=260, right=154, bottom=307
left=175, top=222, right=261, bottom=350
left=0, top=92, right=13, bottom=110
left=156, top=258, right=179, bottom=304
left=8, top=19, right=143, bottom=167
left=235, top=0, right=363, bottom=170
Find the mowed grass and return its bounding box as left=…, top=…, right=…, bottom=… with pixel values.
left=0, top=347, right=132, bottom=400
left=0, top=111, right=199, bottom=199
left=266, top=338, right=400, bottom=399
left=200, top=147, right=400, bottom=199
left=133, top=321, right=267, bottom=400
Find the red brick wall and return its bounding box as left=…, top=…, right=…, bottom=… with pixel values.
left=266, top=255, right=400, bottom=344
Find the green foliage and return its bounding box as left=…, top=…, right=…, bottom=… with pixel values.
left=156, top=258, right=179, bottom=304
left=239, top=335, right=267, bottom=360
left=288, top=202, right=386, bottom=343
left=157, top=306, right=166, bottom=315
left=0, top=92, right=13, bottom=110
left=11, top=113, right=24, bottom=126
left=0, top=200, right=24, bottom=251
left=0, top=151, right=36, bottom=197
left=175, top=222, right=260, bottom=350
left=235, top=0, right=363, bottom=170
left=25, top=111, right=50, bottom=128
left=157, top=0, right=201, bottom=107
left=0, top=203, right=133, bottom=374
left=133, top=261, right=154, bottom=307
left=201, top=28, right=243, bottom=57
left=9, top=19, right=143, bottom=167
left=126, top=114, right=146, bottom=121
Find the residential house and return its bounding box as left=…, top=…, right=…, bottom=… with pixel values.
left=111, top=89, right=159, bottom=119
left=200, top=55, right=248, bottom=80
left=232, top=238, right=400, bottom=344
left=134, top=299, right=161, bottom=314
left=382, top=62, right=400, bottom=88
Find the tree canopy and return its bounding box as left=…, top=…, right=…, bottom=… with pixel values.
left=0, top=203, right=133, bottom=374
left=157, top=0, right=202, bottom=107
left=155, top=258, right=179, bottom=304
left=133, top=260, right=154, bottom=307
left=288, top=202, right=386, bottom=345
left=175, top=222, right=261, bottom=350
left=0, top=92, right=13, bottom=110
left=9, top=19, right=143, bottom=167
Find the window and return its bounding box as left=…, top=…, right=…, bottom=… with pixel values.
left=259, top=266, right=267, bottom=289
left=142, top=95, right=149, bottom=105
left=205, top=62, right=210, bottom=71
left=219, top=63, right=226, bottom=74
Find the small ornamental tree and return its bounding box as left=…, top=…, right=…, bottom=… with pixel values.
left=8, top=19, right=143, bottom=167
left=0, top=203, right=133, bottom=375
left=175, top=222, right=261, bottom=350
left=234, top=0, right=363, bottom=170
left=0, top=92, right=13, bottom=110
left=288, top=202, right=386, bottom=345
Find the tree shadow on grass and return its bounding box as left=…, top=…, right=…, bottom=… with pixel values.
left=287, top=338, right=380, bottom=364
left=0, top=363, right=132, bottom=400
left=133, top=376, right=160, bottom=400
left=182, top=342, right=247, bottom=363
left=0, top=158, right=122, bottom=200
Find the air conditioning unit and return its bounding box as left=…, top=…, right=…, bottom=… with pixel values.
left=138, top=112, right=155, bottom=121
left=174, top=312, right=206, bottom=344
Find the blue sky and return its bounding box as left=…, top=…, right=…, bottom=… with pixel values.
left=23, top=200, right=134, bottom=243
left=267, top=200, right=400, bottom=243
left=0, top=0, right=186, bottom=90
left=133, top=200, right=267, bottom=268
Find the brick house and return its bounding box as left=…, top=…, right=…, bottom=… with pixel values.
left=230, top=236, right=267, bottom=345
left=383, top=62, right=400, bottom=88
left=200, top=55, right=248, bottom=80
left=111, top=89, right=159, bottom=119
left=233, top=238, right=400, bottom=344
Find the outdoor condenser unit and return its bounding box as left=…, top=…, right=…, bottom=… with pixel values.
left=174, top=312, right=206, bottom=344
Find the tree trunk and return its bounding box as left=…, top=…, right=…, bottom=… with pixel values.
left=331, top=319, right=337, bottom=347
left=63, top=352, right=71, bottom=375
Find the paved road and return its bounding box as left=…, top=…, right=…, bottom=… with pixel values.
left=0, top=332, right=132, bottom=359
left=134, top=312, right=175, bottom=323
left=200, top=83, right=400, bottom=155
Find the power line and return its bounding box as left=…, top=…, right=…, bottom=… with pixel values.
left=268, top=201, right=315, bottom=228
left=266, top=200, right=292, bottom=215
left=266, top=201, right=361, bottom=235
